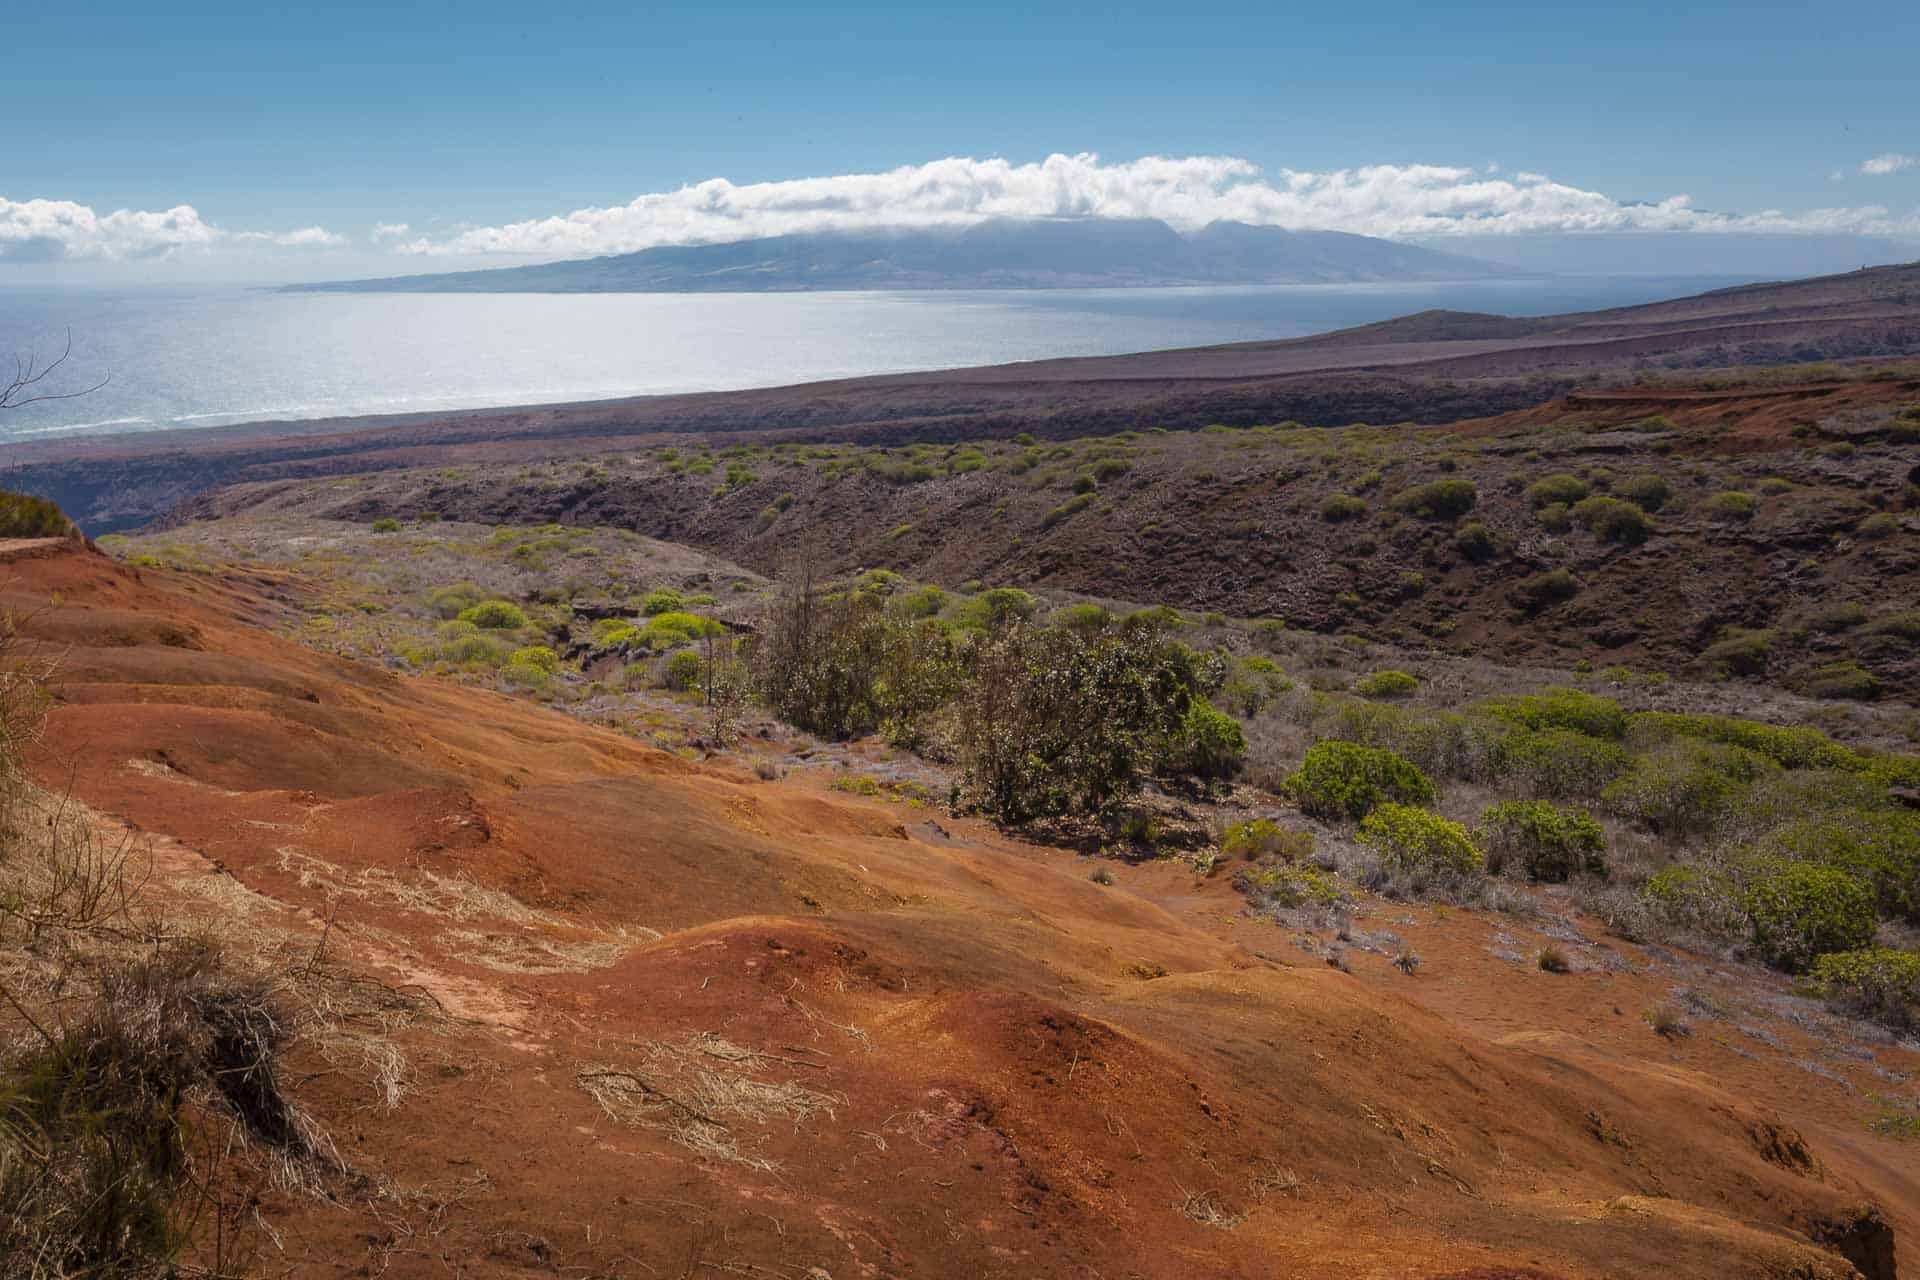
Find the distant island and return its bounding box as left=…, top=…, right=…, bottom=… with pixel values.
left=284, top=217, right=1510, bottom=293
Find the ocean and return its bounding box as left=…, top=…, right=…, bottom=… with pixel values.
left=0, top=276, right=1755, bottom=440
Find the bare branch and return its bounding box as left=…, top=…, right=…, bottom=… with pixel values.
left=0, top=328, right=109, bottom=410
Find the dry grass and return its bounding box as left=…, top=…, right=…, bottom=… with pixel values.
left=577, top=1033, right=839, bottom=1172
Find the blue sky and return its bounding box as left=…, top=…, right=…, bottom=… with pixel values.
left=7, top=0, right=1918, bottom=279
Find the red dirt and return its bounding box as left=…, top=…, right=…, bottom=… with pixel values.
left=9, top=539, right=1914, bottom=1279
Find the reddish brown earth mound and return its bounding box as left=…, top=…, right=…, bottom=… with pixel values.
left=8, top=540, right=1914, bottom=1278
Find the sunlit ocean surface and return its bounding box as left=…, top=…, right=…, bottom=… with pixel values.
left=0, top=276, right=1753, bottom=440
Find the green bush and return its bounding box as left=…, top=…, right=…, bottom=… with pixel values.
left=1321, top=494, right=1367, bottom=522
left=458, top=600, right=529, bottom=630
left=1219, top=818, right=1313, bottom=862
left=1509, top=569, right=1578, bottom=616
left=439, top=632, right=512, bottom=666
left=1810, top=601, right=1868, bottom=633
left=895, top=584, right=949, bottom=618
left=1041, top=493, right=1095, bottom=528
left=1358, top=804, right=1484, bottom=876
left=1354, top=670, right=1418, bottom=699
left=1052, top=603, right=1112, bottom=632
left=1480, top=800, right=1606, bottom=881
left=1637, top=865, right=1745, bottom=936
left=1453, top=522, right=1497, bottom=562
left=0, top=490, right=75, bottom=538
left=1617, top=472, right=1671, bottom=512
left=1495, top=729, right=1630, bottom=798
left=371, top=517, right=401, bottom=533
left=1742, top=862, right=1876, bottom=971
left=507, top=645, right=559, bottom=674
left=1602, top=739, right=1773, bottom=836
left=662, top=649, right=703, bottom=691
left=1389, top=479, right=1477, bottom=520
left=1804, top=661, right=1879, bottom=701
left=428, top=582, right=490, bottom=619
left=952, top=586, right=1039, bottom=631
left=1481, top=688, right=1627, bottom=739
left=1808, top=948, right=1920, bottom=1028
left=640, top=587, right=685, bottom=616
left=1762, top=809, right=1920, bottom=923
left=1287, top=741, right=1435, bottom=820
left=591, top=617, right=638, bottom=648
left=1703, top=490, right=1757, bottom=522
left=1525, top=474, right=1589, bottom=508
left=1627, top=711, right=1858, bottom=772
left=1862, top=610, right=1920, bottom=647
left=1700, top=627, right=1772, bottom=677
left=1571, top=495, right=1653, bottom=545
left=1856, top=512, right=1900, bottom=540
left=636, top=610, right=724, bottom=651
left=1178, top=697, right=1245, bottom=780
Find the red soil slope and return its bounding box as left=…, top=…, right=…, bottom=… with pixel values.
left=8, top=540, right=1914, bottom=1279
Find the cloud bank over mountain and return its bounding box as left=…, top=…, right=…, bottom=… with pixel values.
left=395, top=154, right=1920, bottom=259
left=8, top=153, right=1917, bottom=271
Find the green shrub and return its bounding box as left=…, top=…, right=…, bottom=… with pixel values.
left=1052, top=603, right=1112, bottom=632
left=895, top=584, right=949, bottom=619
left=1509, top=569, right=1578, bottom=616
left=1287, top=741, right=1436, bottom=821
left=1602, top=739, right=1773, bottom=835
left=0, top=490, right=76, bottom=538
left=1358, top=804, right=1484, bottom=876
left=1041, top=493, right=1096, bottom=528
left=1742, top=862, right=1876, bottom=971
left=1571, top=495, right=1653, bottom=545
left=458, top=600, right=528, bottom=630
left=1617, top=472, right=1671, bottom=512
left=1703, top=490, right=1758, bottom=522
left=1219, top=818, right=1313, bottom=862
left=591, top=617, right=638, bottom=648
left=1810, top=601, right=1868, bottom=632
left=1354, top=670, right=1418, bottom=699
left=640, top=587, right=685, bottom=616
left=1862, top=610, right=1920, bottom=647
left=1525, top=474, right=1589, bottom=508
left=1762, top=809, right=1920, bottom=923
left=1856, top=512, right=1900, bottom=540
left=1637, top=865, right=1745, bottom=936
left=1178, top=697, right=1245, bottom=781
left=507, top=645, right=559, bottom=674
left=1389, top=479, right=1477, bottom=520
left=1535, top=502, right=1573, bottom=533
left=1481, top=688, right=1628, bottom=739
left=1700, top=627, right=1772, bottom=677
left=1321, top=494, right=1367, bottom=522
left=662, top=649, right=703, bottom=691
left=1480, top=800, right=1607, bottom=881
left=1236, top=863, right=1348, bottom=910
left=636, top=611, right=723, bottom=651
left=427, top=582, right=490, bottom=619
left=371, top=517, right=401, bottom=533
left=439, top=632, right=511, bottom=666
left=1808, top=948, right=1920, bottom=1028
left=1627, top=711, right=1858, bottom=772
left=1495, top=729, right=1631, bottom=798
left=952, top=587, right=1039, bottom=631
left=1453, top=522, right=1497, bottom=562
left=1804, top=661, right=1879, bottom=701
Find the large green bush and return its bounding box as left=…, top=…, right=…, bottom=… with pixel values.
left=1481, top=688, right=1627, bottom=739
left=1353, top=670, right=1418, bottom=700
left=1571, top=495, right=1652, bottom=545
left=1219, top=818, right=1313, bottom=862
left=1617, top=472, right=1671, bottom=512
left=457, top=600, right=528, bottom=631
left=1358, top=804, right=1485, bottom=876
left=1742, top=862, right=1876, bottom=971
left=1178, top=697, right=1245, bottom=781
left=1509, top=569, right=1578, bottom=616
left=0, top=490, right=75, bottom=539
left=1389, top=479, right=1477, bottom=520
left=1524, top=474, right=1589, bottom=508
left=1703, top=490, right=1758, bottom=522
left=1762, top=809, right=1920, bottom=923
left=1480, top=800, right=1607, bottom=881
left=1602, top=739, right=1772, bottom=836
left=1287, top=741, right=1435, bottom=820
left=1808, top=948, right=1920, bottom=1028
left=1494, top=728, right=1630, bottom=797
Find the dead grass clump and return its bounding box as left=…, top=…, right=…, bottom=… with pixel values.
left=0, top=939, right=333, bottom=1279
left=577, top=1033, right=838, bottom=1171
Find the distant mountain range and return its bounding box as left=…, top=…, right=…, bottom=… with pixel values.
left=285, top=218, right=1508, bottom=293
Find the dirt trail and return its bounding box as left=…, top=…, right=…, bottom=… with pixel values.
left=7, top=540, right=1914, bottom=1279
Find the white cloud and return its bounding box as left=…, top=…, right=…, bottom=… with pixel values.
left=370, top=221, right=411, bottom=240
left=0, top=197, right=343, bottom=262
left=392, top=153, right=1920, bottom=258
left=1862, top=153, right=1916, bottom=176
